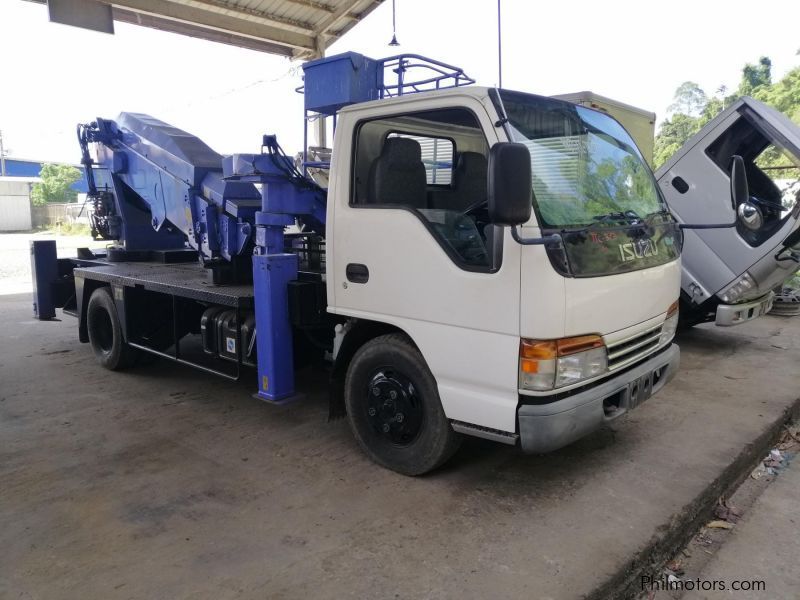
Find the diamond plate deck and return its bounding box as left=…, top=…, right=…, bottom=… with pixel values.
left=73, top=261, right=255, bottom=308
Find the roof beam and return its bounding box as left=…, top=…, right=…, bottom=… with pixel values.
left=113, top=7, right=295, bottom=55
left=327, top=0, right=381, bottom=39
left=179, top=0, right=317, bottom=33
left=281, top=0, right=337, bottom=13
left=315, top=0, right=360, bottom=35
left=107, top=0, right=317, bottom=52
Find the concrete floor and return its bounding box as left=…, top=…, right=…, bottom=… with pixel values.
left=1, top=291, right=799, bottom=600
left=683, top=457, right=800, bottom=600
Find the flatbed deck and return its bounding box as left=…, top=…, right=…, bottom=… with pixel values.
left=73, top=261, right=255, bottom=308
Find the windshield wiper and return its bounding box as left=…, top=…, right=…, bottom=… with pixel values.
left=591, top=210, right=642, bottom=225
left=555, top=211, right=641, bottom=234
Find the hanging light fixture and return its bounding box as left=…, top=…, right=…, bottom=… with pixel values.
left=388, top=0, right=400, bottom=46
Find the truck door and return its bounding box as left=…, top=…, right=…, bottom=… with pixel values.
left=327, top=98, right=522, bottom=432
left=658, top=98, right=800, bottom=297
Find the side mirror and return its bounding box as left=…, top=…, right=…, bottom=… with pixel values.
left=730, top=155, right=763, bottom=231
left=730, top=155, right=749, bottom=209
left=737, top=203, right=764, bottom=231
left=488, top=142, right=532, bottom=226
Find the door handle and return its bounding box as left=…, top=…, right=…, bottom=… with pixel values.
left=346, top=263, right=369, bottom=284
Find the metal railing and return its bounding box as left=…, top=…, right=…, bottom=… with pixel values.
left=378, top=54, right=475, bottom=98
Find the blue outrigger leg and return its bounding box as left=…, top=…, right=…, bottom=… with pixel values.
left=225, top=139, right=326, bottom=403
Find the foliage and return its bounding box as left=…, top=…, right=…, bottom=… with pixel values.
left=739, top=56, right=772, bottom=96
left=653, top=113, right=703, bottom=168
left=653, top=56, right=800, bottom=169
left=667, top=82, right=707, bottom=117
left=30, top=164, right=82, bottom=206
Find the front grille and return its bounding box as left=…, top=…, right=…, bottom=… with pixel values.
left=606, top=323, right=663, bottom=371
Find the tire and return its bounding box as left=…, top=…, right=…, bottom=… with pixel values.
left=87, top=287, right=138, bottom=370
left=344, top=333, right=462, bottom=475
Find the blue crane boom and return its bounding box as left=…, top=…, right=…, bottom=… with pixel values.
left=78, top=113, right=326, bottom=270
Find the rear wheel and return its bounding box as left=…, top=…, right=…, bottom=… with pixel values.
left=87, top=287, right=138, bottom=370
left=344, top=333, right=462, bottom=475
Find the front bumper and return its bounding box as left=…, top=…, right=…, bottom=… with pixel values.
left=715, top=292, right=774, bottom=326
left=517, top=344, right=680, bottom=454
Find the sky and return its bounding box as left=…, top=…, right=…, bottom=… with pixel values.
left=0, top=0, right=799, bottom=164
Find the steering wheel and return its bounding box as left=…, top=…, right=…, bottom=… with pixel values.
left=442, top=209, right=489, bottom=264
left=461, top=198, right=489, bottom=217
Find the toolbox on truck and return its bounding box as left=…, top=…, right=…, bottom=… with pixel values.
left=302, top=52, right=382, bottom=115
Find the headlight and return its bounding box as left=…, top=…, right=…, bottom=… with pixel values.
left=519, top=335, right=607, bottom=391
left=718, top=272, right=756, bottom=304
left=660, top=300, right=679, bottom=345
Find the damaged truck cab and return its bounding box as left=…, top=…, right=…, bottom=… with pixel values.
left=656, top=98, right=800, bottom=326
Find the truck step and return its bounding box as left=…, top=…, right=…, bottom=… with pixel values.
left=451, top=421, right=519, bottom=445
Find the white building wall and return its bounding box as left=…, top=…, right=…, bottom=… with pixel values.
left=0, top=178, right=37, bottom=231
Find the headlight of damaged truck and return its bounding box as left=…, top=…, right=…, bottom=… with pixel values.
left=659, top=300, right=679, bottom=346
left=718, top=272, right=756, bottom=304
left=519, top=335, right=607, bottom=391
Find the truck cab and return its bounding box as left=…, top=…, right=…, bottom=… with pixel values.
left=325, top=81, right=681, bottom=471
left=656, top=97, right=800, bottom=326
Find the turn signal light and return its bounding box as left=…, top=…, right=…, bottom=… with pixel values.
left=660, top=299, right=680, bottom=346
left=519, top=334, right=607, bottom=391
left=666, top=300, right=679, bottom=319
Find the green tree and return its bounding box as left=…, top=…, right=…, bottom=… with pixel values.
left=757, top=66, right=800, bottom=122
left=654, top=56, right=800, bottom=169
left=653, top=113, right=703, bottom=168
left=31, top=164, right=82, bottom=205
left=739, top=56, right=772, bottom=95
left=668, top=81, right=708, bottom=117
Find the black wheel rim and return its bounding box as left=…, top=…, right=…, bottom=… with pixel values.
left=365, top=368, right=423, bottom=446
left=91, top=308, right=114, bottom=352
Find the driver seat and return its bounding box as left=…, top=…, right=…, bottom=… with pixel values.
left=453, top=151, right=488, bottom=210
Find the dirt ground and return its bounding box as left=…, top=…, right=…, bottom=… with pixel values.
left=1, top=285, right=799, bottom=599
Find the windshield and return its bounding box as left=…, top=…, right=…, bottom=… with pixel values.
left=498, top=90, right=665, bottom=228
left=495, top=90, right=681, bottom=278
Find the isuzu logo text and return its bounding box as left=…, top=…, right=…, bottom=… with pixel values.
left=618, top=239, right=658, bottom=262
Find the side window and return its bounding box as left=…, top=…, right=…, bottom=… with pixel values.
left=387, top=133, right=454, bottom=184
left=351, top=108, right=495, bottom=270
left=706, top=112, right=800, bottom=245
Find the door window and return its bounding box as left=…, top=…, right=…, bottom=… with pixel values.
left=387, top=133, right=454, bottom=185
left=706, top=111, right=800, bottom=246
left=351, top=108, right=496, bottom=270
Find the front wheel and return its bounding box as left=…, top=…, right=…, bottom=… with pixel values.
left=344, top=333, right=462, bottom=475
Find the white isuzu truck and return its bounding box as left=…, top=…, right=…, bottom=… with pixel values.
left=36, top=54, right=686, bottom=475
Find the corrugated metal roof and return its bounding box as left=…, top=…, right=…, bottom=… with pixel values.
left=28, top=0, right=384, bottom=58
